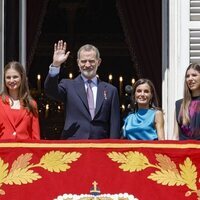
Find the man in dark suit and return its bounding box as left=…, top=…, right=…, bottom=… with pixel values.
left=44, top=40, right=121, bottom=139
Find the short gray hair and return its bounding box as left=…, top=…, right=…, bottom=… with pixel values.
left=77, top=44, right=100, bottom=59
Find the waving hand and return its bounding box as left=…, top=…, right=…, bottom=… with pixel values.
left=53, top=40, right=70, bottom=67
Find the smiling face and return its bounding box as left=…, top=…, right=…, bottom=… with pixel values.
left=134, top=83, right=153, bottom=108
left=5, top=68, right=22, bottom=94
left=186, top=68, right=200, bottom=96
left=77, top=49, right=101, bottom=79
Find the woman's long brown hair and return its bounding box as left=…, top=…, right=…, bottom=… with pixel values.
left=179, top=63, right=200, bottom=125
left=1, top=61, right=38, bottom=116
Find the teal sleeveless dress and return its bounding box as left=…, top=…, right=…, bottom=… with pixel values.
left=122, top=108, right=158, bottom=140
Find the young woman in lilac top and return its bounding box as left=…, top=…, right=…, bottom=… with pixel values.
left=173, top=63, right=200, bottom=140
left=122, top=79, right=165, bottom=140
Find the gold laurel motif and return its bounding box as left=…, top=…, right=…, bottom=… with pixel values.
left=108, top=151, right=200, bottom=199
left=0, top=151, right=81, bottom=195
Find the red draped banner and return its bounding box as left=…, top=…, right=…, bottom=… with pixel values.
left=0, top=140, right=200, bottom=200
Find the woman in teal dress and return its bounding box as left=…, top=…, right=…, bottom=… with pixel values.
left=122, top=79, right=165, bottom=140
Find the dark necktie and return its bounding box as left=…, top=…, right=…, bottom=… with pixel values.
left=87, top=80, right=95, bottom=119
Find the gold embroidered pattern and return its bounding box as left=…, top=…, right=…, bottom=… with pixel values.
left=108, top=151, right=200, bottom=199
left=0, top=151, right=81, bottom=195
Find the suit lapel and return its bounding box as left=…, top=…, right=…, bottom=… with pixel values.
left=0, top=100, right=15, bottom=130
left=14, top=108, right=27, bottom=127
left=95, top=81, right=106, bottom=115
left=0, top=98, right=27, bottom=128
left=74, top=75, right=90, bottom=111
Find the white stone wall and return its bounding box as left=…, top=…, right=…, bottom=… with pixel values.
left=163, top=0, right=190, bottom=139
